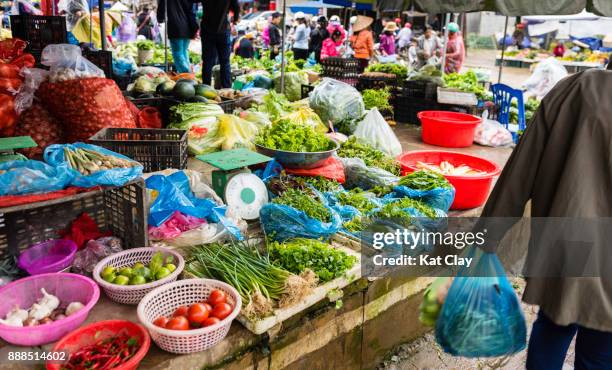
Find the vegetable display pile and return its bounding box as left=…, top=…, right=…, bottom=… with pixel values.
left=272, top=188, right=331, bottom=223
left=186, top=241, right=311, bottom=318
left=383, top=198, right=437, bottom=219
left=255, top=120, right=334, bottom=153
left=398, top=170, right=453, bottom=190
left=0, top=288, right=83, bottom=327
left=336, top=188, right=377, bottom=214
left=152, top=289, right=233, bottom=330
left=442, top=71, right=488, bottom=100
left=416, top=161, right=486, bottom=176
left=361, top=88, right=393, bottom=113
left=61, top=333, right=140, bottom=370
left=343, top=216, right=369, bottom=233
left=100, top=252, right=176, bottom=286
left=365, top=63, right=408, bottom=79
left=63, top=147, right=139, bottom=176
left=301, top=176, right=341, bottom=193
left=268, top=238, right=357, bottom=283
left=406, top=64, right=443, bottom=85
left=337, top=137, right=401, bottom=175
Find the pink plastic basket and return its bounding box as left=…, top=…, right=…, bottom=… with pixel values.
left=0, top=273, right=99, bottom=346
left=17, top=239, right=77, bottom=275
left=137, top=279, right=241, bottom=354
left=92, top=247, right=184, bottom=305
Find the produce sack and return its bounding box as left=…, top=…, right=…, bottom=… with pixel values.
left=274, top=71, right=308, bottom=102
left=340, top=157, right=399, bottom=191
left=44, top=143, right=143, bottom=188
left=353, top=108, right=402, bottom=157
left=260, top=202, right=342, bottom=242
left=37, top=78, right=136, bottom=142
left=15, top=103, right=64, bottom=158
left=285, top=156, right=345, bottom=183
left=389, top=185, right=455, bottom=213
left=0, top=160, right=73, bottom=195
left=217, top=114, right=259, bottom=151
left=436, top=248, right=527, bottom=357
left=309, top=78, right=365, bottom=125
left=278, top=107, right=329, bottom=134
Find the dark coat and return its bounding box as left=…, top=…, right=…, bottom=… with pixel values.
left=157, top=0, right=198, bottom=39
left=194, top=0, right=239, bottom=34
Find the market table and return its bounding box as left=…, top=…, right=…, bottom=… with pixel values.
left=0, top=125, right=513, bottom=370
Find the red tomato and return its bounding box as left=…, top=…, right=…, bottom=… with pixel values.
left=212, top=303, right=233, bottom=320
left=187, top=303, right=209, bottom=325
left=172, top=306, right=189, bottom=317
left=166, top=316, right=189, bottom=330
left=153, top=316, right=169, bottom=328
left=202, top=317, right=221, bottom=327
left=202, top=302, right=213, bottom=312
left=208, top=290, right=227, bottom=306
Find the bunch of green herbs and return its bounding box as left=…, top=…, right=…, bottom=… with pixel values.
left=362, top=88, right=393, bottom=113
left=398, top=170, right=452, bottom=190
left=337, top=137, right=401, bottom=175
left=255, top=119, right=334, bottom=152
left=272, top=188, right=331, bottom=222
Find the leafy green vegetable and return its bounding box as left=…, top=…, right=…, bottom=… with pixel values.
left=255, top=120, right=334, bottom=152
left=337, top=137, right=401, bottom=175
left=136, top=40, right=154, bottom=50
left=398, top=170, right=452, bottom=190
left=268, top=238, right=357, bottom=283
left=343, top=216, right=369, bottom=233
left=374, top=197, right=437, bottom=222
left=442, top=70, right=488, bottom=100
left=362, top=88, right=393, bottom=113
left=302, top=176, right=341, bottom=193
left=258, top=90, right=292, bottom=121
left=365, top=63, right=408, bottom=79
left=272, top=188, right=331, bottom=222
left=336, top=188, right=377, bottom=214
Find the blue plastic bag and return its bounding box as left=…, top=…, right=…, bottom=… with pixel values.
left=146, top=172, right=243, bottom=240
left=0, top=160, right=73, bottom=195
left=388, top=185, right=455, bottom=213
left=435, top=248, right=527, bottom=357
left=260, top=202, right=342, bottom=242
left=44, top=143, right=143, bottom=188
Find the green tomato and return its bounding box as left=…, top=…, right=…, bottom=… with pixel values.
left=119, top=267, right=133, bottom=277
left=113, top=275, right=130, bottom=286
left=129, top=275, right=147, bottom=285
left=155, top=267, right=171, bottom=280
left=164, top=263, right=176, bottom=273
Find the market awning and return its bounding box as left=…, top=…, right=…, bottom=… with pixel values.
left=290, top=1, right=342, bottom=15
left=522, top=10, right=602, bottom=21
left=321, top=0, right=374, bottom=11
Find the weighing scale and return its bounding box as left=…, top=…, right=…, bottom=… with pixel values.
left=0, top=136, right=37, bottom=163
left=196, top=149, right=272, bottom=220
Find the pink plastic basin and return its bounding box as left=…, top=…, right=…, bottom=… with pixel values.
left=18, top=239, right=77, bottom=275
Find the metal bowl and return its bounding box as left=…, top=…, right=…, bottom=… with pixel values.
left=255, top=140, right=339, bottom=169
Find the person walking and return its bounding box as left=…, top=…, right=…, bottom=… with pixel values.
left=379, top=21, right=398, bottom=56
left=136, top=6, right=154, bottom=40
left=195, top=0, right=239, bottom=88
left=309, top=16, right=329, bottom=63
left=291, top=12, right=310, bottom=60
left=268, top=12, right=282, bottom=60
left=349, top=15, right=374, bottom=72
left=157, top=0, right=198, bottom=73
left=444, top=22, right=465, bottom=73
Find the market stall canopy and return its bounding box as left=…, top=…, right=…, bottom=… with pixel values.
left=290, top=0, right=342, bottom=15
left=374, top=0, right=612, bottom=17
left=320, top=0, right=374, bottom=11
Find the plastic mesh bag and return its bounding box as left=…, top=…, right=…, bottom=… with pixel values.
left=353, top=108, right=402, bottom=157
left=309, top=78, right=365, bottom=126
left=435, top=248, right=527, bottom=357
left=0, top=160, right=73, bottom=195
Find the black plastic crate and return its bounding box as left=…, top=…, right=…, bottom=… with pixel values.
left=128, top=96, right=180, bottom=127
left=320, top=57, right=361, bottom=82
left=89, top=128, right=187, bottom=173
left=114, top=74, right=132, bottom=91
left=10, top=15, right=67, bottom=53
left=0, top=179, right=147, bottom=258
left=218, top=96, right=252, bottom=113
left=392, top=96, right=443, bottom=124
left=301, top=84, right=314, bottom=99
left=357, top=75, right=398, bottom=91
left=82, top=49, right=113, bottom=79
left=400, top=80, right=438, bottom=100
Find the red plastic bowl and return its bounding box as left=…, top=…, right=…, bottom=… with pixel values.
left=47, top=320, right=150, bottom=370
left=418, top=111, right=482, bottom=148
left=397, top=150, right=501, bottom=210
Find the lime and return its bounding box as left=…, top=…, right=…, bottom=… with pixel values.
left=119, top=267, right=133, bottom=277
left=165, top=263, right=177, bottom=273
left=102, top=272, right=116, bottom=283
left=133, top=262, right=145, bottom=269
left=101, top=266, right=116, bottom=281
left=113, top=275, right=130, bottom=285
left=140, top=266, right=152, bottom=280
left=129, top=275, right=147, bottom=285
left=155, top=267, right=171, bottom=280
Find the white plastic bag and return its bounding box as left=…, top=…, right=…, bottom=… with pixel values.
left=309, top=78, right=365, bottom=125
left=353, top=108, right=402, bottom=157
left=14, top=68, right=49, bottom=113
left=522, top=57, right=568, bottom=100
left=41, top=44, right=104, bottom=80
left=474, top=118, right=514, bottom=147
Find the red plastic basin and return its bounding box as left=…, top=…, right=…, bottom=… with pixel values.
left=418, top=111, right=482, bottom=148
left=397, top=150, right=501, bottom=210
left=47, top=320, right=150, bottom=370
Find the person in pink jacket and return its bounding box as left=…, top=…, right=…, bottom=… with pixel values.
left=326, top=15, right=346, bottom=44
left=321, top=30, right=343, bottom=59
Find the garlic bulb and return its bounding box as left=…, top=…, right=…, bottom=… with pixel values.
left=0, top=316, right=23, bottom=327
left=37, top=288, right=59, bottom=312
left=65, top=302, right=84, bottom=316
left=7, top=305, right=28, bottom=323
left=28, top=303, right=52, bottom=321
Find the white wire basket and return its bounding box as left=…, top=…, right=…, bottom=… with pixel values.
left=92, top=247, right=185, bottom=305
left=137, top=279, right=241, bottom=354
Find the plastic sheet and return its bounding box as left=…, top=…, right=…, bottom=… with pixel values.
left=0, top=160, right=73, bottom=196
left=260, top=202, right=342, bottom=242
left=340, top=157, right=399, bottom=191
left=148, top=211, right=207, bottom=240
left=522, top=57, right=568, bottom=99
left=435, top=248, right=527, bottom=357
left=40, top=44, right=104, bottom=77
left=353, top=108, right=402, bottom=157
left=44, top=143, right=143, bottom=188
left=71, top=237, right=123, bottom=276
left=309, top=78, right=365, bottom=126
left=388, top=185, right=455, bottom=213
